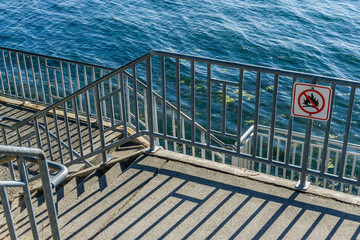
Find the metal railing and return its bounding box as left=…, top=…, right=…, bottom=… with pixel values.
left=0, top=46, right=113, bottom=107
left=0, top=145, right=68, bottom=240
left=1, top=48, right=359, bottom=195
left=234, top=125, right=360, bottom=195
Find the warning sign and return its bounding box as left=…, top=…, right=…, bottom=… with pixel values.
left=292, top=83, right=332, bottom=121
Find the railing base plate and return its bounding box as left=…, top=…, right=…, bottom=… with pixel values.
left=146, top=146, right=162, bottom=153
left=295, top=180, right=310, bottom=190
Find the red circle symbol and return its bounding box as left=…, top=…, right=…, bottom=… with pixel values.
left=298, top=89, right=325, bottom=114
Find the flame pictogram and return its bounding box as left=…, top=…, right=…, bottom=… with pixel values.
left=302, top=93, right=319, bottom=108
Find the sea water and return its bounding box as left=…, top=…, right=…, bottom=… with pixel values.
left=0, top=0, right=360, bottom=140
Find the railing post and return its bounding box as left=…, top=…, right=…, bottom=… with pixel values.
left=38, top=154, right=61, bottom=240
left=146, top=56, right=155, bottom=151
left=296, top=119, right=312, bottom=190
left=94, top=84, right=108, bottom=164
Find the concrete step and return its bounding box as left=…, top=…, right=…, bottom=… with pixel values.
left=0, top=177, right=79, bottom=239
left=19, top=163, right=122, bottom=239
left=15, top=178, right=79, bottom=239
left=0, top=142, right=144, bottom=239
left=47, top=155, right=166, bottom=239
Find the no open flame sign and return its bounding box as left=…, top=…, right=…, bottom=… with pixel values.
left=291, top=83, right=332, bottom=121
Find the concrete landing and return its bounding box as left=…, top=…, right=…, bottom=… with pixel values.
left=75, top=150, right=360, bottom=240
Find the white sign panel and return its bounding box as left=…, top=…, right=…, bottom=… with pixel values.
left=291, top=83, right=332, bottom=121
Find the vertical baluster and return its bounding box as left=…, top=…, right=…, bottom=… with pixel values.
left=45, top=59, right=53, bottom=104
left=290, top=143, right=296, bottom=180
left=236, top=69, right=244, bottom=156
left=8, top=51, right=18, bottom=96
left=285, top=77, right=297, bottom=166
left=172, top=110, right=176, bottom=152
left=30, top=55, right=39, bottom=102
left=68, top=62, right=74, bottom=94
left=332, top=151, right=340, bottom=190
left=320, top=83, right=336, bottom=175
left=34, top=117, right=43, bottom=150
left=15, top=52, right=25, bottom=99
left=22, top=54, right=32, bottom=100
left=201, top=131, right=205, bottom=159
left=154, top=95, right=160, bottom=146
left=161, top=56, right=167, bottom=148
left=116, top=71, right=122, bottom=123
left=2, top=128, right=16, bottom=180
left=75, top=64, right=83, bottom=113
left=143, top=87, right=148, bottom=130
left=53, top=109, right=64, bottom=164
left=125, top=76, right=132, bottom=126
left=190, top=61, right=195, bottom=153
left=338, top=87, right=355, bottom=181
left=221, top=84, right=226, bottom=134
left=14, top=53, right=25, bottom=99
left=108, top=72, right=115, bottom=126
left=146, top=57, right=155, bottom=150
left=84, top=90, right=94, bottom=152
left=60, top=61, right=66, bottom=98
left=43, top=114, right=54, bottom=162
left=315, top=146, right=322, bottom=185
left=181, top=116, right=185, bottom=153
left=0, top=186, right=18, bottom=240
left=1, top=50, right=11, bottom=95
left=268, top=74, right=279, bottom=164
left=153, top=95, right=159, bottom=134
left=37, top=56, right=46, bottom=103
left=94, top=84, right=107, bottom=163
left=17, top=155, right=40, bottom=239
left=63, top=102, right=74, bottom=162
left=206, top=63, right=211, bottom=147
left=350, top=154, right=356, bottom=193
left=119, top=72, right=128, bottom=138
left=16, top=126, right=23, bottom=147
left=0, top=53, right=5, bottom=93
left=132, top=66, right=140, bottom=132
left=101, top=69, right=107, bottom=119
left=252, top=71, right=261, bottom=158
left=324, top=149, right=330, bottom=188
left=53, top=68, right=59, bottom=99
left=176, top=58, right=181, bottom=145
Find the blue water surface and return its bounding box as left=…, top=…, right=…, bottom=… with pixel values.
left=1, top=0, right=360, bottom=143
left=1, top=0, right=359, bottom=81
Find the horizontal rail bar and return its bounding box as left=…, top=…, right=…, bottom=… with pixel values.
left=151, top=50, right=360, bottom=86
left=0, top=46, right=114, bottom=71
left=0, top=180, right=26, bottom=187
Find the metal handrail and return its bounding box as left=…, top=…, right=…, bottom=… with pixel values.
left=1, top=48, right=359, bottom=195
left=0, top=46, right=113, bottom=72
left=0, top=145, right=67, bottom=240
left=9, top=52, right=150, bottom=130
left=150, top=50, right=360, bottom=86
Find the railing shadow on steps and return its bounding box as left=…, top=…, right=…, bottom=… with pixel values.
left=0, top=47, right=360, bottom=196
left=0, top=145, right=68, bottom=240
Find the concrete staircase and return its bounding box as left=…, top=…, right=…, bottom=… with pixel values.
left=0, top=143, right=150, bottom=239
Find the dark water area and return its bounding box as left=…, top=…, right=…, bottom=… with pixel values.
left=1, top=0, right=359, bottom=78
left=1, top=0, right=360, bottom=142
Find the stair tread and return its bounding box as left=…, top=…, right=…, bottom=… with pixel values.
left=41, top=155, right=165, bottom=239
left=20, top=160, right=126, bottom=239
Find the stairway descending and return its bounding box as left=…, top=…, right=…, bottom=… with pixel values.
left=0, top=143, right=149, bottom=239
